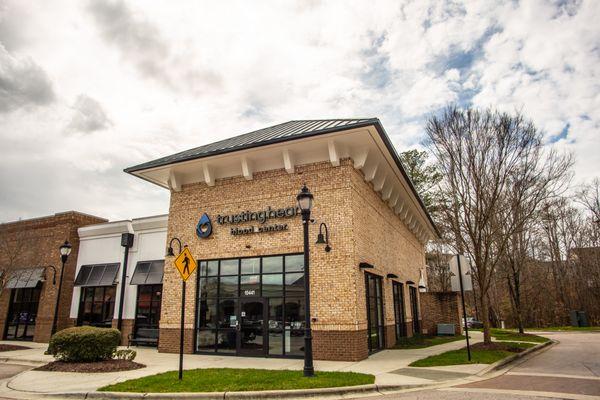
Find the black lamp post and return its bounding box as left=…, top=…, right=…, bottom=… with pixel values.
left=297, top=184, right=314, bottom=377
left=166, top=237, right=185, bottom=380
left=52, top=240, right=72, bottom=335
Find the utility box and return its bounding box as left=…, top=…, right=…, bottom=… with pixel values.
left=570, top=310, right=589, bottom=327
left=437, top=323, right=455, bottom=336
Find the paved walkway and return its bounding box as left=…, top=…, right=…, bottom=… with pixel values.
left=0, top=333, right=486, bottom=397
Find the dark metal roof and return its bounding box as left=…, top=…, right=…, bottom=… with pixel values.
left=124, top=118, right=440, bottom=238
left=124, top=119, right=377, bottom=173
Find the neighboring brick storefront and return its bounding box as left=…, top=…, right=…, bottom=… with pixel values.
left=420, top=291, right=463, bottom=335
left=0, top=212, right=107, bottom=342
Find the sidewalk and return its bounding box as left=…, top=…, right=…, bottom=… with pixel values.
left=0, top=332, right=486, bottom=397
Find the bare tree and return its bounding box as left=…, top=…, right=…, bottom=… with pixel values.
left=0, top=229, right=29, bottom=295
left=426, top=242, right=453, bottom=292
left=425, top=106, right=572, bottom=343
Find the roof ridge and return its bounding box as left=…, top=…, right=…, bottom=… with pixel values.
left=125, top=118, right=377, bottom=173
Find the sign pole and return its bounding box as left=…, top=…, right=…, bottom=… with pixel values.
left=457, top=254, right=471, bottom=361
left=179, top=279, right=186, bottom=380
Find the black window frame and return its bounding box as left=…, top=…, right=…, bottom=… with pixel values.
left=4, top=286, right=41, bottom=341
left=392, top=281, right=406, bottom=341
left=134, top=283, right=163, bottom=333
left=77, top=286, right=116, bottom=328
left=365, top=272, right=385, bottom=353
left=409, top=285, right=420, bottom=335
left=195, top=253, right=305, bottom=358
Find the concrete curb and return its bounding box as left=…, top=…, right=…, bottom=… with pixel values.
left=476, top=339, right=556, bottom=377
left=0, top=357, right=46, bottom=367
left=36, top=383, right=431, bottom=400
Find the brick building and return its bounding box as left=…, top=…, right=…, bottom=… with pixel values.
left=0, top=212, right=106, bottom=342
left=124, top=119, right=439, bottom=361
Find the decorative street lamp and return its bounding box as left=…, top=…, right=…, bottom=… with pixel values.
left=52, top=240, right=72, bottom=335
left=166, top=237, right=185, bottom=380
left=297, top=184, right=314, bottom=377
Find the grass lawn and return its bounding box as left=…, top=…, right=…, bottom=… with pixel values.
left=487, top=328, right=550, bottom=343
left=533, top=326, right=600, bottom=332
left=394, top=334, right=466, bottom=349
left=99, top=368, right=375, bottom=393
left=409, top=342, right=535, bottom=367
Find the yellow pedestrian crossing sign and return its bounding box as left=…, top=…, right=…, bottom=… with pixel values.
left=174, top=246, right=197, bottom=281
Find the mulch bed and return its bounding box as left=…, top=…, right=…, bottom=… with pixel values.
left=35, top=360, right=145, bottom=373
left=470, top=342, right=528, bottom=353
left=0, top=344, right=30, bottom=352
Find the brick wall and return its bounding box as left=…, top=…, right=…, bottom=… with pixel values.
left=349, top=162, right=426, bottom=349
left=0, top=212, right=107, bottom=342
left=420, top=291, right=463, bottom=335
left=160, top=159, right=426, bottom=360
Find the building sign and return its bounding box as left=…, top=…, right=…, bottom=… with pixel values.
left=217, top=206, right=300, bottom=236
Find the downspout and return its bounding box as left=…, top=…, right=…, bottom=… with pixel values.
left=117, top=233, right=134, bottom=332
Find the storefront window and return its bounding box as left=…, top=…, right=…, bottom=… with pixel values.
left=196, top=254, right=305, bottom=357
left=77, top=286, right=116, bottom=328
left=410, top=286, right=420, bottom=334
left=392, top=281, right=406, bottom=340
left=135, top=284, right=162, bottom=335
left=365, top=273, right=384, bottom=353
left=5, top=287, right=41, bottom=341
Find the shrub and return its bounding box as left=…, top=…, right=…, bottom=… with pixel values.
left=47, top=326, right=121, bottom=362
left=113, top=349, right=136, bottom=361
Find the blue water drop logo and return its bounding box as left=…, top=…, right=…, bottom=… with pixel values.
left=196, top=213, right=212, bottom=238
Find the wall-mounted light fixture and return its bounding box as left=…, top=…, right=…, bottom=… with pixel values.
left=167, top=237, right=183, bottom=257
left=42, top=265, right=57, bottom=285
left=418, top=269, right=427, bottom=292
left=315, top=223, right=331, bottom=252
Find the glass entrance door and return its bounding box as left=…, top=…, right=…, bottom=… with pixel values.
left=238, top=298, right=266, bottom=356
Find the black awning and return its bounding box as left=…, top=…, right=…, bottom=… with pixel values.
left=5, top=268, right=45, bottom=289
left=130, top=260, right=164, bottom=285
left=74, top=263, right=120, bottom=287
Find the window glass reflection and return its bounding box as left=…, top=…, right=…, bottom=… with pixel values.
left=285, top=273, right=304, bottom=296
left=285, top=255, right=304, bottom=272
left=240, top=275, right=260, bottom=296
left=207, top=261, right=219, bottom=276
left=262, top=274, right=283, bottom=297
left=262, top=256, right=283, bottom=273
left=241, top=258, right=260, bottom=275
left=219, top=276, right=238, bottom=298
left=220, top=259, right=238, bottom=275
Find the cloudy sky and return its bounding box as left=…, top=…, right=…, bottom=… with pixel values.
left=1, top=0, right=598, bottom=222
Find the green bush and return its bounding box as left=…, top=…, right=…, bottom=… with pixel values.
left=47, top=326, right=121, bottom=362
left=114, top=349, right=136, bottom=361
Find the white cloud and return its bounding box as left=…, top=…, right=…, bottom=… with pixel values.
left=0, top=44, right=55, bottom=112
left=67, top=94, right=112, bottom=133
